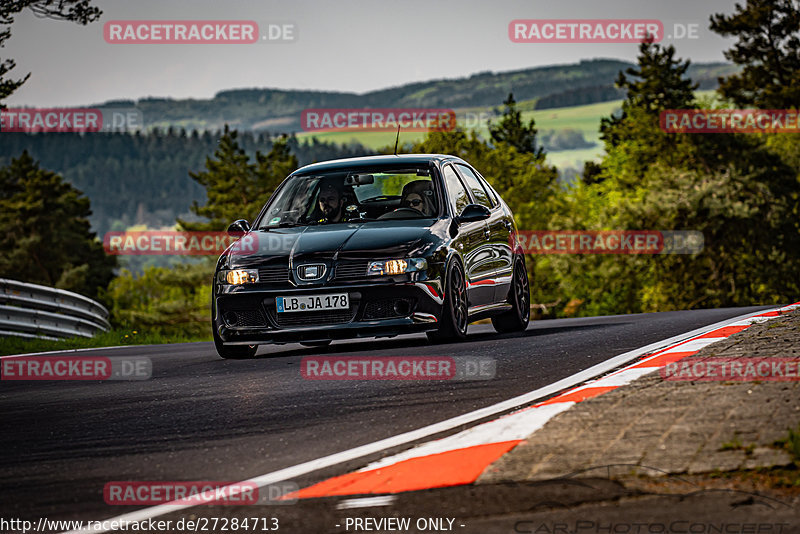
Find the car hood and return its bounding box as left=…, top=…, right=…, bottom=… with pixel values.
left=222, top=219, right=434, bottom=269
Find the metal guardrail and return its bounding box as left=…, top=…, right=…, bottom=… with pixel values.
left=0, top=278, right=111, bottom=339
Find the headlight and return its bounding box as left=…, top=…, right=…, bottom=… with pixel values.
left=220, top=269, right=259, bottom=285
left=367, top=258, right=427, bottom=276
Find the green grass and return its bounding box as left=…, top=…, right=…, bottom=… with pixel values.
left=720, top=437, right=744, bottom=451
left=774, top=425, right=800, bottom=465
left=296, top=130, right=427, bottom=150
left=0, top=329, right=210, bottom=357
left=545, top=146, right=606, bottom=170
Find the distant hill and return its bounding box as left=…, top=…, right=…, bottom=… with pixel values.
left=94, top=59, right=737, bottom=133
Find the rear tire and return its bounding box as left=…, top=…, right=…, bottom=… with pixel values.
left=213, top=327, right=257, bottom=359
left=427, top=259, right=468, bottom=343
left=491, top=258, right=530, bottom=333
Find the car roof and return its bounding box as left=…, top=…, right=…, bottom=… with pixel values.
left=291, top=154, right=468, bottom=175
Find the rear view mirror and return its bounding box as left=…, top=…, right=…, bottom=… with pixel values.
left=457, top=204, right=491, bottom=223
left=227, top=219, right=250, bottom=236
left=346, top=174, right=374, bottom=186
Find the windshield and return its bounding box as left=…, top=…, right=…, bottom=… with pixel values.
left=257, top=167, right=439, bottom=229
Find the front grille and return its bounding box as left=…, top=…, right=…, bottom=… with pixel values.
left=223, top=308, right=267, bottom=327
left=334, top=260, right=368, bottom=280
left=258, top=266, right=290, bottom=283
left=270, top=308, right=356, bottom=327
left=363, top=298, right=416, bottom=320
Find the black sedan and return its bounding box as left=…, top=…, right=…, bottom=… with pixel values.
left=212, top=154, right=530, bottom=358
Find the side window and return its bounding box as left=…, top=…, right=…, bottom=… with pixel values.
left=456, top=164, right=493, bottom=208
left=477, top=173, right=499, bottom=206
left=442, top=165, right=471, bottom=215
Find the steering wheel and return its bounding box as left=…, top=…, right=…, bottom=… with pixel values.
left=377, top=207, right=424, bottom=220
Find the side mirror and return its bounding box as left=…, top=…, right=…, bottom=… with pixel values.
left=227, top=219, right=250, bottom=236
left=457, top=204, right=491, bottom=223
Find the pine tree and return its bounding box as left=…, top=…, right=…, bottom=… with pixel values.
left=178, top=127, right=256, bottom=232
left=710, top=0, right=800, bottom=108
left=0, top=151, right=115, bottom=300
left=600, top=37, right=697, bottom=149
left=179, top=127, right=298, bottom=231
left=253, top=135, right=299, bottom=207
left=488, top=93, right=544, bottom=159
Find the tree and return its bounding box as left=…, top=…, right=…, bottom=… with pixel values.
left=179, top=127, right=298, bottom=231
left=105, top=264, right=211, bottom=338
left=557, top=31, right=800, bottom=317
left=488, top=93, right=544, bottom=159
left=0, top=151, right=115, bottom=300
left=1, top=0, right=102, bottom=107
left=253, top=134, right=299, bottom=207
left=710, top=0, right=800, bottom=108
left=600, top=37, right=697, bottom=150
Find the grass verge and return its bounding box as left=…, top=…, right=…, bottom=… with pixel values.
left=0, top=329, right=210, bottom=356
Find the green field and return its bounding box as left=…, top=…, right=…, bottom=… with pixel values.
left=295, top=98, right=620, bottom=170
left=295, top=90, right=717, bottom=171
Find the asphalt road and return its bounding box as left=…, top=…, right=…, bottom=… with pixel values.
left=0, top=306, right=774, bottom=529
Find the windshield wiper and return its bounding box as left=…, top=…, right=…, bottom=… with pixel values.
left=259, top=221, right=320, bottom=230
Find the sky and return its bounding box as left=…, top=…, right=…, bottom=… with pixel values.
left=4, top=0, right=741, bottom=107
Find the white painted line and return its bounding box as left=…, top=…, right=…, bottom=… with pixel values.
left=571, top=366, right=655, bottom=390
left=336, top=495, right=397, bottom=509
left=658, top=337, right=719, bottom=354
left=60, top=307, right=778, bottom=533
left=737, top=316, right=772, bottom=325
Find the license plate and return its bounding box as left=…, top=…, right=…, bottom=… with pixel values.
left=276, top=293, right=349, bottom=313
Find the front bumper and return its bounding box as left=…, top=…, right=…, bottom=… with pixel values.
left=214, top=280, right=443, bottom=345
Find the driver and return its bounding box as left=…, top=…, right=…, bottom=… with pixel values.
left=400, top=180, right=435, bottom=216
left=317, top=181, right=344, bottom=223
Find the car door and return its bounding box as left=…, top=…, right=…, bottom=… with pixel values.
left=441, top=163, right=495, bottom=307
left=454, top=164, right=514, bottom=305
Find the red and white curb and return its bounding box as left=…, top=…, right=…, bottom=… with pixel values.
left=288, top=302, right=800, bottom=499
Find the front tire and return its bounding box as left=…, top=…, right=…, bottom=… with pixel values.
left=213, top=326, right=257, bottom=359
left=427, top=259, right=468, bottom=343
left=491, top=258, right=530, bottom=333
